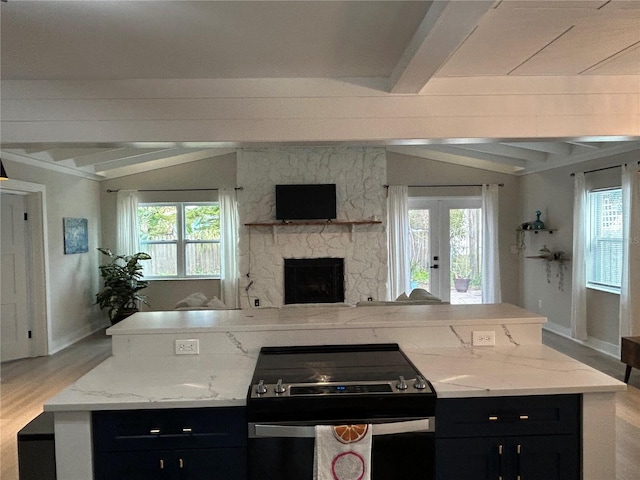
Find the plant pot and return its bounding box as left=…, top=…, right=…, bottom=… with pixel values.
left=454, top=278, right=470, bottom=293
left=111, top=308, right=138, bottom=325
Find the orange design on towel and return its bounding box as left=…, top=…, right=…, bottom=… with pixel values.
left=332, top=424, right=369, bottom=444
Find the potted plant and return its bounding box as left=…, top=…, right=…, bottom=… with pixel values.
left=451, top=256, right=473, bottom=293
left=95, top=247, right=151, bottom=324
left=452, top=271, right=472, bottom=293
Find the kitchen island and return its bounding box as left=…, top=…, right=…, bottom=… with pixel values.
left=45, top=304, right=625, bottom=479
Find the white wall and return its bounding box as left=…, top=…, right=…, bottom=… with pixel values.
left=386, top=151, right=522, bottom=305
left=1, top=159, right=104, bottom=353
left=100, top=153, right=237, bottom=311
left=520, top=152, right=640, bottom=356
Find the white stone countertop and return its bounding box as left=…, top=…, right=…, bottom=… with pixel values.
left=44, top=344, right=626, bottom=412
left=106, top=303, right=546, bottom=335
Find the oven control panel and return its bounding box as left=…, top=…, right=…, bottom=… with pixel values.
left=250, top=377, right=432, bottom=399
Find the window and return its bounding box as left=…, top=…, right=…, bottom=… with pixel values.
left=138, top=202, right=221, bottom=278
left=587, top=188, right=623, bottom=291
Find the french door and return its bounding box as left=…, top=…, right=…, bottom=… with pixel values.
left=408, top=197, right=482, bottom=304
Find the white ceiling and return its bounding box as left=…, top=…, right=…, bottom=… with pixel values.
left=2, top=0, right=640, bottom=178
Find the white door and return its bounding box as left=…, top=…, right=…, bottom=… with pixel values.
left=1, top=193, right=31, bottom=361
left=409, top=197, right=482, bottom=304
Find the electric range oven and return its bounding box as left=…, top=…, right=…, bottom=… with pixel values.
left=246, top=343, right=437, bottom=479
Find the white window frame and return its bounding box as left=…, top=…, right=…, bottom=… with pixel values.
left=139, top=202, right=220, bottom=280
left=586, top=187, right=622, bottom=294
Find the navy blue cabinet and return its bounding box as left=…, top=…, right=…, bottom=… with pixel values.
left=436, top=395, right=581, bottom=480
left=93, top=407, right=247, bottom=480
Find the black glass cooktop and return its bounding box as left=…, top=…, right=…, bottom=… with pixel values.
left=247, top=344, right=437, bottom=422
left=250, top=343, right=420, bottom=384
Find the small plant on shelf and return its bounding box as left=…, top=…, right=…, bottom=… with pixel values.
left=542, top=251, right=568, bottom=291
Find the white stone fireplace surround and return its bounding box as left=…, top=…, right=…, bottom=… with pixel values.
left=237, top=147, right=388, bottom=308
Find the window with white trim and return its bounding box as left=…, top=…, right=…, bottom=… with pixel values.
left=138, top=202, right=220, bottom=278
left=587, top=188, right=622, bottom=291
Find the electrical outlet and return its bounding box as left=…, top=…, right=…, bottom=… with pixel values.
left=472, top=331, right=496, bottom=346
left=175, top=339, right=199, bottom=355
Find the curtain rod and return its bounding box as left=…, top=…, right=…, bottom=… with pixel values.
left=570, top=161, right=640, bottom=177
left=384, top=183, right=504, bottom=188
left=106, top=187, right=243, bottom=193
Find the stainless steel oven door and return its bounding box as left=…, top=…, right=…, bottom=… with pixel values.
left=247, top=418, right=435, bottom=480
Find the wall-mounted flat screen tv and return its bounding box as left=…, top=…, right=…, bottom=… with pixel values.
left=275, top=184, right=337, bottom=221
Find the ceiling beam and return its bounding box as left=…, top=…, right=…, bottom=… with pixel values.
left=389, top=0, right=495, bottom=94
left=93, top=148, right=231, bottom=174
left=415, top=144, right=527, bottom=168
left=100, top=148, right=236, bottom=179
left=502, top=142, right=573, bottom=156
left=455, top=143, right=548, bottom=163
left=0, top=150, right=104, bottom=181
left=388, top=146, right=522, bottom=175
left=73, top=147, right=169, bottom=168
left=520, top=142, right=640, bottom=175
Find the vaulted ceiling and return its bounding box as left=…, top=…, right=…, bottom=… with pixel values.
left=2, top=0, right=639, bottom=178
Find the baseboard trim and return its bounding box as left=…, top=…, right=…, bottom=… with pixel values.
left=49, top=319, right=110, bottom=355
left=542, top=322, right=620, bottom=359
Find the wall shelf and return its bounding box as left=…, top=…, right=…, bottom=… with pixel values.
left=515, top=228, right=556, bottom=252
left=244, top=220, right=382, bottom=241
left=525, top=255, right=570, bottom=291
left=517, top=228, right=555, bottom=234
left=525, top=256, right=570, bottom=262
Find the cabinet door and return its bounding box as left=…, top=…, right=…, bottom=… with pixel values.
left=507, top=435, right=579, bottom=480
left=436, top=437, right=503, bottom=480
left=176, top=448, right=247, bottom=480
left=94, top=450, right=174, bottom=480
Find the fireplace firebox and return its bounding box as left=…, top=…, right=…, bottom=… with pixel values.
left=284, top=258, right=345, bottom=304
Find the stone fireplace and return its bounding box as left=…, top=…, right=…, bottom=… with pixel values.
left=284, top=258, right=345, bottom=304
left=237, top=147, right=388, bottom=308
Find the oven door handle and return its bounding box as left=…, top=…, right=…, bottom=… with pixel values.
left=249, top=418, right=434, bottom=439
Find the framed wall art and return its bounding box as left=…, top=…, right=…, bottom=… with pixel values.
left=63, top=217, right=89, bottom=254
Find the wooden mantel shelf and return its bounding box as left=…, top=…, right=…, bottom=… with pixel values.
left=244, top=220, right=382, bottom=227
left=244, top=220, right=382, bottom=241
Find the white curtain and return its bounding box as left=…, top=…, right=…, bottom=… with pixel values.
left=219, top=187, right=240, bottom=309
left=571, top=173, right=588, bottom=340
left=387, top=185, right=410, bottom=300
left=116, top=190, right=139, bottom=255
left=481, top=184, right=501, bottom=303
left=620, top=164, right=640, bottom=337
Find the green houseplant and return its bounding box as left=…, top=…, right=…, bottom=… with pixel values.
left=95, top=248, right=151, bottom=324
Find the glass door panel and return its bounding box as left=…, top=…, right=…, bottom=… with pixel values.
left=449, top=208, right=482, bottom=305
left=409, top=208, right=435, bottom=294
left=409, top=198, right=482, bottom=304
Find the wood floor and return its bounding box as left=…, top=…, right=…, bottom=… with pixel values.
left=542, top=330, right=640, bottom=480
left=0, top=330, right=112, bottom=480
left=1, top=329, right=638, bottom=479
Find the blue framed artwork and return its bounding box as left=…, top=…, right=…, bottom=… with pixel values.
left=63, top=217, right=89, bottom=254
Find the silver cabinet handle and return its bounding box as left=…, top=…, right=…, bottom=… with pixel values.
left=150, top=428, right=160, bottom=434
left=489, top=415, right=498, bottom=421
left=249, top=418, right=433, bottom=438
left=182, top=427, right=192, bottom=433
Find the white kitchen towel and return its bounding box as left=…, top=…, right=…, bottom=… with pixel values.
left=314, top=424, right=372, bottom=480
